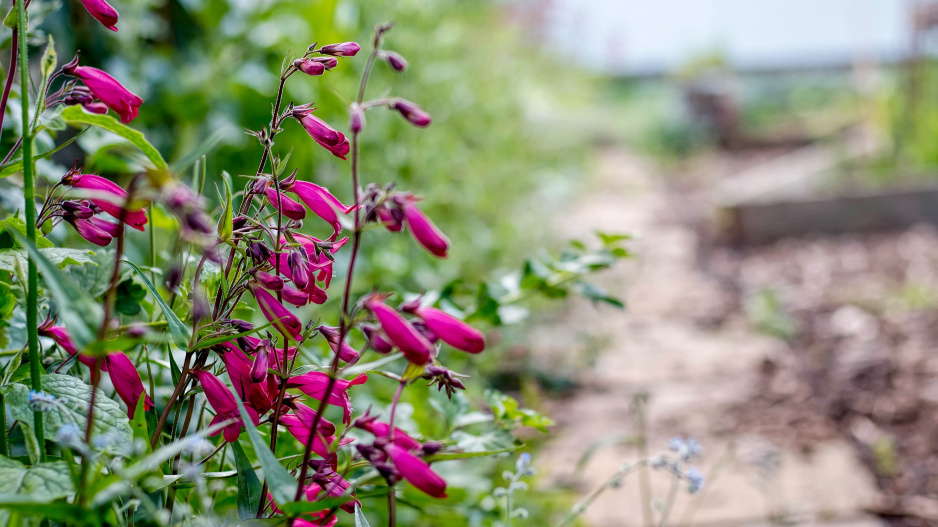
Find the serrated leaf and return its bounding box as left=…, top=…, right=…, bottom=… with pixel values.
left=124, top=260, right=191, bottom=350
left=232, top=439, right=262, bottom=520
left=233, top=394, right=297, bottom=505
left=6, top=374, right=133, bottom=448
left=61, top=105, right=168, bottom=173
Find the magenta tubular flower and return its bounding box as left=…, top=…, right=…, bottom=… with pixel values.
left=83, top=101, right=109, bottom=115
left=286, top=372, right=367, bottom=424
left=65, top=65, right=142, bottom=124
left=249, top=342, right=270, bottom=383
left=316, top=326, right=360, bottom=364
left=270, top=485, right=341, bottom=527
left=61, top=173, right=148, bottom=230
left=294, top=58, right=326, bottom=76
left=251, top=286, right=303, bottom=341
left=219, top=345, right=275, bottom=414
left=386, top=444, right=448, bottom=498
left=89, top=216, right=123, bottom=237
left=192, top=370, right=258, bottom=442
left=319, top=42, right=360, bottom=56
left=39, top=325, right=96, bottom=369
left=362, top=325, right=395, bottom=354
left=365, top=296, right=434, bottom=365
left=314, top=470, right=358, bottom=513
left=411, top=306, right=485, bottom=353
left=377, top=206, right=404, bottom=232
left=265, top=187, right=307, bottom=221
left=292, top=106, right=350, bottom=160
left=288, top=250, right=310, bottom=289
left=105, top=352, right=154, bottom=418
left=289, top=181, right=354, bottom=241
left=281, top=285, right=310, bottom=307
left=254, top=270, right=284, bottom=291
left=79, top=0, right=119, bottom=31
left=280, top=414, right=350, bottom=461
left=67, top=217, right=113, bottom=246
left=356, top=418, right=422, bottom=451
left=390, top=99, right=432, bottom=127
left=402, top=200, right=449, bottom=258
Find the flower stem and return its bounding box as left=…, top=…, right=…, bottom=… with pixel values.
left=0, top=27, right=18, bottom=146
left=17, top=0, right=45, bottom=462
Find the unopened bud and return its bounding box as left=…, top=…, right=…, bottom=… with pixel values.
left=294, top=58, right=325, bottom=76
left=349, top=103, right=365, bottom=134
left=318, top=42, right=360, bottom=57
left=381, top=50, right=408, bottom=72
left=391, top=99, right=431, bottom=127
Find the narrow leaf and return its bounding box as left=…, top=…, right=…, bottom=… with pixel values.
left=232, top=439, right=262, bottom=520
left=232, top=394, right=297, bottom=505
left=124, top=260, right=190, bottom=350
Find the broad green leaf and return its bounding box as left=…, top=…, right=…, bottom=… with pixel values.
left=0, top=455, right=73, bottom=500
left=232, top=439, right=262, bottom=520
left=0, top=217, right=52, bottom=248
left=233, top=394, right=297, bottom=505
left=61, top=105, right=168, bottom=172
left=124, top=260, right=191, bottom=350
left=8, top=232, right=100, bottom=350
left=114, top=277, right=147, bottom=316
left=0, top=248, right=95, bottom=273
left=5, top=374, right=133, bottom=447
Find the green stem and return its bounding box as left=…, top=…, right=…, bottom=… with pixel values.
left=0, top=392, right=7, bottom=457
left=17, top=0, right=45, bottom=462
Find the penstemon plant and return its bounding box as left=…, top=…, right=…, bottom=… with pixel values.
left=0, top=2, right=631, bottom=526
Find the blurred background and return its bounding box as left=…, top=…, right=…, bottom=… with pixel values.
left=8, top=0, right=938, bottom=525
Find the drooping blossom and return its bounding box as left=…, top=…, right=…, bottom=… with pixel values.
left=280, top=411, right=351, bottom=462
left=318, top=42, right=360, bottom=57
left=67, top=217, right=112, bottom=246
left=61, top=173, right=148, bottom=230
left=289, top=181, right=354, bottom=241
left=64, top=64, right=142, bottom=124
left=294, top=58, right=325, bottom=76
left=408, top=305, right=485, bottom=353
left=217, top=342, right=276, bottom=414
left=105, top=352, right=154, bottom=418
left=89, top=216, right=123, bottom=237
left=192, top=370, right=258, bottom=442
left=39, top=324, right=97, bottom=369
left=286, top=372, right=367, bottom=424
left=253, top=270, right=284, bottom=291
left=292, top=105, right=350, bottom=160
left=79, top=0, right=119, bottom=31
left=362, top=325, right=395, bottom=354
left=390, top=99, right=431, bottom=127
left=355, top=416, right=422, bottom=451
left=251, top=285, right=303, bottom=341
left=281, top=285, right=310, bottom=307
left=265, top=187, right=307, bottom=221
left=386, top=444, right=447, bottom=498
left=316, top=326, right=360, bottom=364
left=401, top=199, right=449, bottom=258
left=364, top=295, right=434, bottom=365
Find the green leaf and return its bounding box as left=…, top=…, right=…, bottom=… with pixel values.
left=354, top=504, right=371, bottom=527
left=573, top=281, right=624, bottom=309
left=0, top=129, right=87, bottom=179
left=5, top=374, right=133, bottom=447
left=131, top=395, right=151, bottom=456
left=451, top=429, right=521, bottom=455
left=61, top=105, right=168, bottom=172
left=484, top=389, right=554, bottom=433
left=0, top=248, right=96, bottom=273
left=0, top=455, right=73, bottom=501
left=6, top=231, right=100, bottom=350
left=0, top=496, right=95, bottom=525
left=124, top=260, right=191, bottom=350
left=232, top=439, right=262, bottom=521
left=217, top=174, right=233, bottom=242
left=37, top=35, right=56, bottom=113
left=114, top=278, right=147, bottom=316
left=0, top=282, right=14, bottom=319
left=191, top=320, right=275, bottom=352
left=0, top=217, right=53, bottom=248
left=232, top=394, right=297, bottom=505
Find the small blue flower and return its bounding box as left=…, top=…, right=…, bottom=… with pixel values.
left=27, top=390, right=58, bottom=412
left=685, top=467, right=705, bottom=493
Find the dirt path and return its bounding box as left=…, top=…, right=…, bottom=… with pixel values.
left=536, top=148, right=883, bottom=527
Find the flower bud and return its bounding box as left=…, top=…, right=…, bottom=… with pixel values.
left=312, top=56, right=339, bottom=70
left=252, top=178, right=269, bottom=195
left=349, top=103, right=365, bottom=134
left=390, top=99, right=431, bottom=127
left=288, top=250, right=310, bottom=290
left=281, top=285, right=309, bottom=307
left=225, top=319, right=253, bottom=332
left=232, top=215, right=248, bottom=231
left=165, top=263, right=183, bottom=292
left=253, top=270, right=284, bottom=291
left=294, top=58, right=326, bottom=76
left=377, top=205, right=404, bottom=232
left=250, top=340, right=271, bottom=383
left=82, top=102, right=109, bottom=115
left=362, top=325, right=394, bottom=354
left=319, top=42, right=360, bottom=57
left=62, top=200, right=95, bottom=220
left=248, top=242, right=272, bottom=264
left=402, top=199, right=449, bottom=258
left=382, top=50, right=408, bottom=72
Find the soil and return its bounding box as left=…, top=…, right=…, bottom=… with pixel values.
left=532, top=147, right=937, bottom=527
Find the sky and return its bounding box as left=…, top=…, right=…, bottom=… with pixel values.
left=542, top=0, right=908, bottom=74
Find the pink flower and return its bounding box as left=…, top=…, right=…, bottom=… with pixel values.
left=265, top=187, right=307, bottom=221
left=319, top=42, right=360, bottom=57
left=65, top=65, right=142, bottom=124
left=218, top=343, right=275, bottom=414
left=401, top=199, right=449, bottom=258
left=317, top=326, right=360, bottom=364
left=292, top=105, right=350, bottom=160
left=269, top=484, right=341, bottom=527
left=79, top=0, right=119, bottom=31
left=356, top=417, right=422, bottom=451
left=289, top=181, right=354, bottom=241
left=67, top=217, right=113, bottom=246
left=253, top=270, right=284, bottom=291
left=390, top=99, right=431, bottom=127
left=251, top=285, right=303, bottom=341
left=288, top=250, right=310, bottom=289
left=89, top=216, right=123, bottom=237
left=39, top=325, right=96, bottom=368
left=286, top=372, right=367, bottom=424
left=410, top=306, right=485, bottom=353
left=294, top=58, right=325, bottom=76
left=386, top=444, right=447, bottom=498
left=362, top=325, right=395, bottom=354
left=280, top=414, right=350, bottom=462
left=105, top=352, right=154, bottom=418
left=249, top=341, right=270, bottom=383
left=377, top=206, right=404, bottom=232
left=365, top=295, right=434, bottom=365
left=61, top=173, right=147, bottom=230
left=192, top=370, right=258, bottom=442
left=83, top=101, right=109, bottom=114
left=281, top=285, right=310, bottom=307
